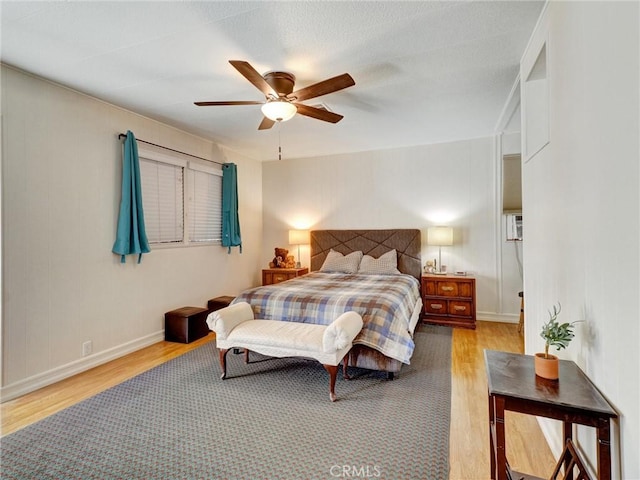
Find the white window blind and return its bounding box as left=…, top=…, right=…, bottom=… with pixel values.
left=186, top=168, right=222, bottom=243
left=140, top=158, right=184, bottom=244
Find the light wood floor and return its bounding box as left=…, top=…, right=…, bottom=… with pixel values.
left=1, top=321, right=555, bottom=478
left=449, top=322, right=555, bottom=479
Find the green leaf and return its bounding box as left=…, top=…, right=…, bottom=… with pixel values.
left=540, top=302, right=578, bottom=352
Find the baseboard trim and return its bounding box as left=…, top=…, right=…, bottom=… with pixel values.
left=477, top=312, right=519, bottom=323
left=0, top=331, right=164, bottom=403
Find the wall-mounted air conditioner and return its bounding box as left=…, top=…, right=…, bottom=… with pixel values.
left=505, top=213, right=523, bottom=241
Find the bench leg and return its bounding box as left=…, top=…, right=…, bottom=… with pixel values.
left=323, top=364, right=339, bottom=402
left=218, top=348, right=229, bottom=380
left=343, top=353, right=351, bottom=380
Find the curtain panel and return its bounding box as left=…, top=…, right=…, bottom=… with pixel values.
left=112, top=130, right=150, bottom=263
left=221, top=163, right=242, bottom=253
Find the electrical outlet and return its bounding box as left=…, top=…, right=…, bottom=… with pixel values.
left=82, top=341, right=92, bottom=357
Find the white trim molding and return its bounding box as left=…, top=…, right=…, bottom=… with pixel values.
left=477, top=312, right=519, bottom=324
left=0, top=331, right=164, bottom=403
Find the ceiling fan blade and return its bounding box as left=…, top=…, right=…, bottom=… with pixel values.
left=194, top=101, right=263, bottom=106
left=258, top=117, right=276, bottom=130
left=294, top=103, right=344, bottom=123
left=287, top=73, right=355, bottom=102
left=229, top=60, right=278, bottom=98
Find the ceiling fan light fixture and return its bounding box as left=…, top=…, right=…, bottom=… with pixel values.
left=261, top=100, right=297, bottom=122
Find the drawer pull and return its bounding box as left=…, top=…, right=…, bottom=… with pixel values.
left=454, top=306, right=467, bottom=311
left=441, top=286, right=454, bottom=292
left=431, top=303, right=443, bottom=309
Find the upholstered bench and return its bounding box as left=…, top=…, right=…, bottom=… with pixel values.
left=206, top=302, right=363, bottom=402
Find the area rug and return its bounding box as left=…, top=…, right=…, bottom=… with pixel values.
left=0, top=325, right=452, bottom=480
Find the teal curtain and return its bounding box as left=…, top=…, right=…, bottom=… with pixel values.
left=112, top=130, right=150, bottom=263
left=221, top=163, right=242, bottom=253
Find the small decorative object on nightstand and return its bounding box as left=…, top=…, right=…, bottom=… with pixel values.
left=422, top=274, right=476, bottom=329
left=262, top=267, right=308, bottom=286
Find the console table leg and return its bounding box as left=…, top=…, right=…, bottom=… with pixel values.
left=597, top=418, right=612, bottom=480
left=488, top=392, right=496, bottom=479
left=495, top=396, right=507, bottom=480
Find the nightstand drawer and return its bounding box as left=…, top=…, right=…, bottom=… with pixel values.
left=448, top=300, right=473, bottom=317
left=424, top=279, right=473, bottom=298
left=437, top=281, right=459, bottom=297
left=425, top=300, right=448, bottom=315
left=272, top=272, right=289, bottom=284
left=262, top=268, right=309, bottom=286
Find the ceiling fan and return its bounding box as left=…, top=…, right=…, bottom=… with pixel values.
left=194, top=60, right=355, bottom=130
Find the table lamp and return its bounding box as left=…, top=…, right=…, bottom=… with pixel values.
left=288, top=229, right=310, bottom=268
left=427, top=226, right=453, bottom=274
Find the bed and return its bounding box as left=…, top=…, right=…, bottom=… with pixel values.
left=233, top=229, right=423, bottom=375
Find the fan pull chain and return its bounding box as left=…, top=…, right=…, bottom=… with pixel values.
left=278, top=122, right=282, bottom=161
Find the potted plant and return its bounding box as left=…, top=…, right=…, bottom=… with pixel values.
left=535, top=303, right=578, bottom=380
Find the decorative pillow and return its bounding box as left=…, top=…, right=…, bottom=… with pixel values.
left=358, top=249, right=400, bottom=275
left=319, top=249, right=363, bottom=274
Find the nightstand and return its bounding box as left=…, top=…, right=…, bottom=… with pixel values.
left=262, top=267, right=308, bottom=286
left=422, top=274, right=476, bottom=329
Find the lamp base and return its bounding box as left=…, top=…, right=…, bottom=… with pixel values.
left=432, top=271, right=447, bottom=275
left=295, top=261, right=301, bottom=268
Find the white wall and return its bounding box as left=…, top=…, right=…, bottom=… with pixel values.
left=521, top=3, right=639, bottom=478
left=1, top=65, right=263, bottom=400
left=262, top=137, right=521, bottom=320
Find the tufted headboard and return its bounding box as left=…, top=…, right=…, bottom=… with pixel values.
left=310, top=229, right=422, bottom=280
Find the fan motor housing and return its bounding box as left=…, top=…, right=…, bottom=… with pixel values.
left=263, top=71, right=296, bottom=96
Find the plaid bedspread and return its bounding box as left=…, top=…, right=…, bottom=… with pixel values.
left=233, top=272, right=421, bottom=364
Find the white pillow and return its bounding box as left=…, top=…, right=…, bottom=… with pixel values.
left=358, top=249, right=400, bottom=275
left=319, top=249, right=363, bottom=274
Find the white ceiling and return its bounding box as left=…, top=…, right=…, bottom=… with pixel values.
left=1, top=1, right=543, bottom=161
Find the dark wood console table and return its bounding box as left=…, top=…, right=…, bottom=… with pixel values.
left=484, top=350, right=617, bottom=480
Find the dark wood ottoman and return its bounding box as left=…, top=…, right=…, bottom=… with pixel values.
left=207, top=296, right=235, bottom=313
left=164, top=306, right=210, bottom=343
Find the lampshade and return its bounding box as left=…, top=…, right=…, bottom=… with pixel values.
left=288, top=229, right=310, bottom=245
left=261, top=100, right=297, bottom=122
left=427, top=226, right=454, bottom=246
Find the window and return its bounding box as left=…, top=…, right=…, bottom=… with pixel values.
left=138, top=146, right=222, bottom=246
